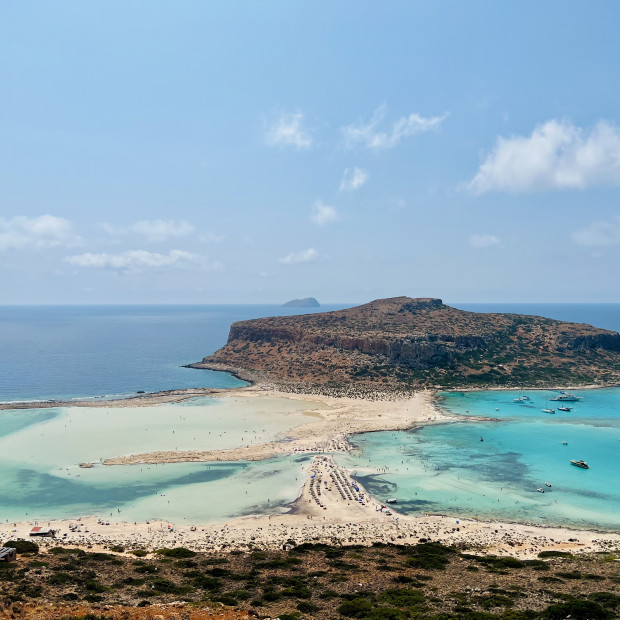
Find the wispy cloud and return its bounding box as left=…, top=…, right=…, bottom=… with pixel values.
left=0, top=215, right=79, bottom=251
left=265, top=112, right=312, bottom=149
left=468, top=119, right=620, bottom=194
left=572, top=215, right=620, bottom=247
left=342, top=104, right=447, bottom=149
left=469, top=234, right=500, bottom=248
left=278, top=248, right=318, bottom=264
left=103, top=219, right=195, bottom=242
left=65, top=249, right=221, bottom=272
left=339, top=167, right=368, bottom=191
left=310, top=201, right=339, bottom=226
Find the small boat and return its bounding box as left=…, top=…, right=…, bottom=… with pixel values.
left=513, top=395, right=531, bottom=403
left=557, top=406, right=572, bottom=412
left=480, top=437, right=484, bottom=442
left=570, top=460, right=589, bottom=469
left=536, top=488, right=545, bottom=493
left=542, top=408, right=555, bottom=414
left=386, top=498, right=397, bottom=504
left=545, top=482, right=552, bottom=487
left=561, top=441, right=568, bottom=445
left=551, top=393, right=582, bottom=402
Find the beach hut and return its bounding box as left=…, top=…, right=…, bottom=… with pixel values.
left=29, top=526, right=56, bottom=537
left=0, top=547, right=17, bottom=562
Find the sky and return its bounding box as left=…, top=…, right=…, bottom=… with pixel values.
left=2, top=1, right=620, bottom=304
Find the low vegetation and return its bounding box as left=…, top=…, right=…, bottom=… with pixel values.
left=1, top=540, right=619, bottom=619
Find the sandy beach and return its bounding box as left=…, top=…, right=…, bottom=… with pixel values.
left=2, top=454, right=619, bottom=560
left=1, top=385, right=618, bottom=560
left=102, top=386, right=461, bottom=464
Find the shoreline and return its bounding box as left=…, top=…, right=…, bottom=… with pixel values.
left=2, top=455, right=619, bottom=560
left=1, top=380, right=619, bottom=557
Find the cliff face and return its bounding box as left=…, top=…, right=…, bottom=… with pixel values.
left=201, top=297, right=620, bottom=392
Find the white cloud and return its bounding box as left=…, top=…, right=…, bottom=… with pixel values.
left=339, top=167, right=368, bottom=191
left=0, top=215, right=77, bottom=251
left=572, top=215, right=620, bottom=247
left=468, top=119, right=620, bottom=194
left=198, top=232, right=226, bottom=244
left=65, top=249, right=221, bottom=272
left=278, top=248, right=318, bottom=264
left=265, top=112, right=312, bottom=149
left=310, top=201, right=339, bottom=226
left=342, top=104, right=447, bottom=149
left=469, top=234, right=500, bottom=248
left=103, top=219, right=195, bottom=241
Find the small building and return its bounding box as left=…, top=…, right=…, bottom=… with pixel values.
left=29, top=526, right=56, bottom=537
left=0, top=547, right=17, bottom=562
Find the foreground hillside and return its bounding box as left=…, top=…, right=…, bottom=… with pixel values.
left=2, top=541, right=620, bottom=619
left=198, top=297, right=620, bottom=393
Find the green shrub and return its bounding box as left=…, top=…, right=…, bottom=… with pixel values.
left=541, top=599, right=611, bottom=619
left=538, top=550, right=572, bottom=558
left=155, top=547, right=196, bottom=558
left=380, top=588, right=425, bottom=607
left=338, top=597, right=373, bottom=617
left=130, top=549, right=148, bottom=557
left=406, top=542, right=455, bottom=570
left=4, top=540, right=39, bottom=554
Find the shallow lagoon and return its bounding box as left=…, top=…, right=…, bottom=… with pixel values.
left=336, top=388, right=620, bottom=530
left=0, top=396, right=316, bottom=523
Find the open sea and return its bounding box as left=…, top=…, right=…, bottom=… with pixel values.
left=1, top=303, right=619, bottom=529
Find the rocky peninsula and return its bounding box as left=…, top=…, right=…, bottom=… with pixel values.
left=193, top=296, right=620, bottom=393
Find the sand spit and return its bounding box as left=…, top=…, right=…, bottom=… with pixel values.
left=0, top=388, right=224, bottom=410
left=103, top=388, right=457, bottom=465
left=2, top=456, right=618, bottom=560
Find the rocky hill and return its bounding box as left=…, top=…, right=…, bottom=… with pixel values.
left=198, top=297, right=620, bottom=393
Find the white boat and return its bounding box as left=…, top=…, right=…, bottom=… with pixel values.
left=542, top=408, right=555, bottom=414
left=386, top=498, right=397, bottom=504
left=551, top=393, right=582, bottom=402
left=557, top=406, right=572, bottom=412
left=513, top=395, right=531, bottom=403
left=536, top=488, right=545, bottom=493
left=570, top=459, right=589, bottom=469
left=545, top=482, right=552, bottom=487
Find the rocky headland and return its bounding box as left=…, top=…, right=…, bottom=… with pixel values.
left=195, top=296, right=620, bottom=393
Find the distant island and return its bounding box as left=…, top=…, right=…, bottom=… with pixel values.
left=198, top=296, right=620, bottom=393
left=282, top=297, right=320, bottom=308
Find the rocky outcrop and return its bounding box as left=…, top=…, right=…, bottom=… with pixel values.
left=282, top=297, right=320, bottom=308
left=199, top=297, right=620, bottom=392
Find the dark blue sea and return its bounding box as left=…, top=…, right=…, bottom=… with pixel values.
left=1, top=303, right=619, bottom=403
left=0, top=304, right=348, bottom=403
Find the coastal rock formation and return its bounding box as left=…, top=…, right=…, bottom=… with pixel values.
left=282, top=297, right=320, bottom=308
left=198, top=296, right=620, bottom=392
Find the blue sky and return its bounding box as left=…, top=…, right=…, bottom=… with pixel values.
left=2, top=1, right=620, bottom=304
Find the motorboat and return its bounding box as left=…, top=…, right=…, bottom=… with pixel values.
left=542, top=408, right=555, bottom=414
left=513, top=395, right=531, bottom=403
left=557, top=407, right=572, bottom=412
left=561, top=441, right=568, bottom=445
left=545, top=482, right=552, bottom=487
left=536, top=488, right=545, bottom=493
left=551, top=393, right=582, bottom=402
left=570, top=460, right=589, bottom=469
left=386, top=498, right=397, bottom=504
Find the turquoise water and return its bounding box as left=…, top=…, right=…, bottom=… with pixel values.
left=2, top=303, right=620, bottom=528
left=0, top=396, right=317, bottom=523
left=337, top=388, right=620, bottom=530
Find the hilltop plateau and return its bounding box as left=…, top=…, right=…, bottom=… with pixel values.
left=197, top=297, right=620, bottom=393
